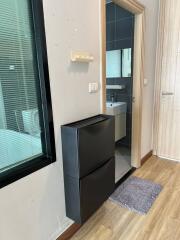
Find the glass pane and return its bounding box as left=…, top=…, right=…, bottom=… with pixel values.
left=122, top=48, right=132, bottom=77
left=106, top=50, right=121, bottom=78
left=0, top=0, right=43, bottom=172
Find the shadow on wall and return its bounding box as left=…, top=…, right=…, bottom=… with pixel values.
left=38, top=148, right=71, bottom=239
left=68, top=62, right=90, bottom=73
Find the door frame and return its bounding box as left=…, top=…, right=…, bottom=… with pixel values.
left=101, top=0, right=145, bottom=168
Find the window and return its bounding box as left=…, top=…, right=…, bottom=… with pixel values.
left=106, top=50, right=121, bottom=78
left=0, top=0, right=55, bottom=188
left=106, top=48, right=132, bottom=78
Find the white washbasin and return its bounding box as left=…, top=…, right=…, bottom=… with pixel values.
left=106, top=102, right=127, bottom=116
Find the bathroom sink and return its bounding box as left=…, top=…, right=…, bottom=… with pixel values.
left=106, top=102, right=123, bottom=108
left=106, top=102, right=127, bottom=141
left=106, top=102, right=127, bottom=116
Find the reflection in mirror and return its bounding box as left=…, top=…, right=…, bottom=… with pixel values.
left=106, top=50, right=121, bottom=78
left=106, top=2, right=135, bottom=183
left=122, top=48, right=132, bottom=77
left=106, top=48, right=132, bottom=78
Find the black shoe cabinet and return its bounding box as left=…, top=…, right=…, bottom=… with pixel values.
left=61, top=114, right=115, bottom=224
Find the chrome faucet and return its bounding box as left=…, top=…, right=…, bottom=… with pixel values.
left=111, top=94, right=116, bottom=103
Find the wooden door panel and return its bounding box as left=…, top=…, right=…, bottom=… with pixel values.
left=157, top=0, right=180, bottom=160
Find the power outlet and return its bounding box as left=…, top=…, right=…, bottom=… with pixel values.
left=89, top=82, right=99, bottom=93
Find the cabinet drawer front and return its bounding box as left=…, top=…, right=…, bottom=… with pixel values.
left=79, top=117, right=115, bottom=177
left=80, top=158, right=115, bottom=223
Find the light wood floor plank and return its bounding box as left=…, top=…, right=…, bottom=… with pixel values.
left=71, top=156, right=180, bottom=240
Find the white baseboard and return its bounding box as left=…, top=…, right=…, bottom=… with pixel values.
left=158, top=155, right=180, bottom=163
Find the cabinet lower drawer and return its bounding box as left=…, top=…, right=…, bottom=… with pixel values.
left=64, top=158, right=115, bottom=224
left=80, top=158, right=115, bottom=223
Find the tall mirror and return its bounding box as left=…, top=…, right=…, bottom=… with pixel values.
left=106, top=1, right=135, bottom=183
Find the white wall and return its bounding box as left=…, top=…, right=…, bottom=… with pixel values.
left=0, top=1, right=101, bottom=240
left=139, top=0, right=159, bottom=157
left=0, top=0, right=159, bottom=239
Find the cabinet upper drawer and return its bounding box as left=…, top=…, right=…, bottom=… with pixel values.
left=61, top=114, right=115, bottom=178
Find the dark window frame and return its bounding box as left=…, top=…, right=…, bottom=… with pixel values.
left=0, top=0, right=56, bottom=188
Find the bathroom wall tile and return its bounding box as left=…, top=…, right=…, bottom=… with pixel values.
left=106, top=41, right=116, bottom=51
left=116, top=78, right=132, bottom=95
left=106, top=78, right=117, bottom=85
left=116, top=6, right=133, bottom=20
left=116, top=18, right=134, bottom=40
left=106, top=3, right=115, bottom=22
left=116, top=95, right=132, bottom=112
left=106, top=22, right=115, bottom=42
left=115, top=38, right=132, bottom=50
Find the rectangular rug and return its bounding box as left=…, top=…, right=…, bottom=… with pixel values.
left=110, top=176, right=163, bottom=214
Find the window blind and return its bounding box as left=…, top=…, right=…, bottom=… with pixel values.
left=0, top=0, right=43, bottom=171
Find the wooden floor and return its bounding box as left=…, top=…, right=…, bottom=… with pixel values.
left=71, top=156, right=180, bottom=240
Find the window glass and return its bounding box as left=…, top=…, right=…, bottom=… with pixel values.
left=0, top=0, right=44, bottom=172
left=106, top=50, right=121, bottom=78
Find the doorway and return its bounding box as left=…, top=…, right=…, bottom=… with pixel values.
left=106, top=2, right=134, bottom=182
left=101, top=0, right=145, bottom=176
